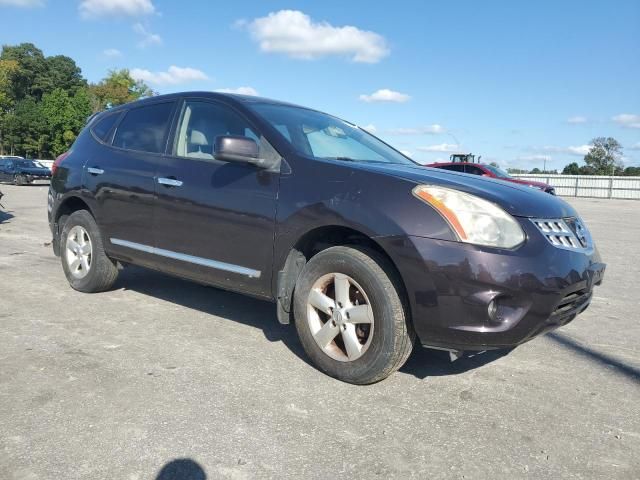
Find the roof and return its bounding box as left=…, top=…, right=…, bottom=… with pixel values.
left=107, top=91, right=305, bottom=112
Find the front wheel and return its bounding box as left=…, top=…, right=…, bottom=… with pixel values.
left=60, top=210, right=118, bottom=293
left=14, top=174, right=26, bottom=186
left=293, top=246, right=415, bottom=384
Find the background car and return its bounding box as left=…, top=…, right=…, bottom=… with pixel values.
left=426, top=161, right=556, bottom=194
left=0, top=157, right=52, bottom=185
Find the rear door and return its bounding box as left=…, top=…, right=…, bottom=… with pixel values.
left=0, top=160, right=15, bottom=181
left=152, top=98, right=281, bottom=297
left=0, top=160, right=8, bottom=181
left=83, top=101, right=176, bottom=267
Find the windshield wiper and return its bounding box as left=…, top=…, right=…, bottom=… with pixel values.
left=328, top=156, right=358, bottom=162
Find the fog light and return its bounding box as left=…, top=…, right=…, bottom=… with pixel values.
left=488, top=299, right=498, bottom=321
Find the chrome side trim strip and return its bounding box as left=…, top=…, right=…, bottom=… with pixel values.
left=110, top=238, right=261, bottom=278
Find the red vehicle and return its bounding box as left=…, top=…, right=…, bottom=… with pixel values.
left=426, top=161, right=556, bottom=195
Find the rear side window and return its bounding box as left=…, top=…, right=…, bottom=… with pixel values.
left=442, top=164, right=465, bottom=172
left=91, top=112, right=121, bottom=143
left=113, top=102, right=175, bottom=154
left=465, top=165, right=484, bottom=175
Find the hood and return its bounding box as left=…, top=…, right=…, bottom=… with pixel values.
left=353, top=162, right=575, bottom=218
left=506, top=177, right=551, bottom=189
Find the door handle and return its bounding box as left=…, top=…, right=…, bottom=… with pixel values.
left=157, top=177, right=183, bottom=187
left=87, top=167, right=104, bottom=175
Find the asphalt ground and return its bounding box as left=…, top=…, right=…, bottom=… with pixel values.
left=0, top=183, right=638, bottom=479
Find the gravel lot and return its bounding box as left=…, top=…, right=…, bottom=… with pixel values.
left=0, top=184, right=638, bottom=480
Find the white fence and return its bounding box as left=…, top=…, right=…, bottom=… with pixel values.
left=512, top=174, right=640, bottom=199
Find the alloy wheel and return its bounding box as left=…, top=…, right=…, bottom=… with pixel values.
left=307, top=273, right=374, bottom=362
left=65, top=225, right=93, bottom=279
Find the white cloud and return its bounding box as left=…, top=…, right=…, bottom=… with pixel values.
left=516, top=154, right=551, bottom=161
left=215, top=86, right=259, bottom=96
left=613, top=113, right=640, bottom=129
left=359, top=89, right=410, bottom=103
left=417, top=143, right=459, bottom=153
left=542, top=145, right=591, bottom=156
left=360, top=124, right=377, bottom=133
left=567, top=116, right=588, bottom=124
left=0, top=0, right=44, bottom=7
left=79, top=0, right=155, bottom=18
left=629, top=142, right=640, bottom=151
left=130, top=66, right=208, bottom=86
left=244, top=10, right=389, bottom=63
left=133, top=22, right=162, bottom=47
left=387, top=124, right=444, bottom=135
left=103, top=48, right=122, bottom=58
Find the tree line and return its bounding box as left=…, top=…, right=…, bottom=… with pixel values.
left=0, top=42, right=154, bottom=159
left=506, top=137, right=639, bottom=176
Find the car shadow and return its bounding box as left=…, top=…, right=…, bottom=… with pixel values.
left=116, top=266, right=510, bottom=379
left=400, top=347, right=512, bottom=379
left=116, top=266, right=312, bottom=366
left=0, top=209, right=14, bottom=224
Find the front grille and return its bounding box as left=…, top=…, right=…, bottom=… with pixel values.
left=531, top=217, right=591, bottom=251
left=550, top=288, right=592, bottom=322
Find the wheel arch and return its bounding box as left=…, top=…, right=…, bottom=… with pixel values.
left=52, top=195, right=96, bottom=256
left=274, top=225, right=411, bottom=326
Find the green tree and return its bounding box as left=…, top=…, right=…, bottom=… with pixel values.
left=3, top=97, right=48, bottom=156
left=41, top=87, right=92, bottom=156
left=623, top=166, right=640, bottom=176
left=39, top=55, right=86, bottom=95
left=562, top=162, right=581, bottom=175
left=584, top=137, right=623, bottom=175
left=0, top=43, right=48, bottom=101
left=530, top=167, right=542, bottom=174
left=0, top=59, right=20, bottom=154
left=89, top=69, right=154, bottom=112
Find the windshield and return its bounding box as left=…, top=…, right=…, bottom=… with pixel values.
left=250, top=104, right=415, bottom=165
left=484, top=165, right=511, bottom=179
left=17, top=160, right=39, bottom=168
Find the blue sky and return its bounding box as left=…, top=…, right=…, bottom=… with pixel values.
left=1, top=0, right=639, bottom=169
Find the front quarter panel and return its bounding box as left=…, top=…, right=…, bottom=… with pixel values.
left=273, top=157, right=457, bottom=275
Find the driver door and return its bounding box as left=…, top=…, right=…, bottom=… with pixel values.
left=153, top=98, right=281, bottom=297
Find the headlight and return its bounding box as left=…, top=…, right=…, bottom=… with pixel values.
left=412, top=185, right=526, bottom=249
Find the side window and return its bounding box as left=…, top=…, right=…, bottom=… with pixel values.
left=113, top=102, right=175, bottom=154
left=465, top=165, right=484, bottom=175
left=174, top=101, right=262, bottom=160
left=91, top=111, right=121, bottom=143
left=443, top=164, right=465, bottom=172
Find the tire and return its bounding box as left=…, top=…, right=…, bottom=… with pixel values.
left=14, top=174, right=25, bottom=186
left=60, top=210, right=118, bottom=293
left=293, top=246, right=415, bottom=384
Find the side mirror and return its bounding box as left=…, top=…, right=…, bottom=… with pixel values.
left=214, top=135, right=273, bottom=168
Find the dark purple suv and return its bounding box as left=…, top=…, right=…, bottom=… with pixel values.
left=48, top=92, right=605, bottom=384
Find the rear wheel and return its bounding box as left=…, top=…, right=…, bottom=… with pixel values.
left=294, top=246, right=415, bottom=384
left=14, top=174, right=26, bottom=186
left=60, top=210, right=118, bottom=292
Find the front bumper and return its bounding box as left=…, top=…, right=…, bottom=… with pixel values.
left=379, top=220, right=605, bottom=351
left=24, top=173, right=51, bottom=182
